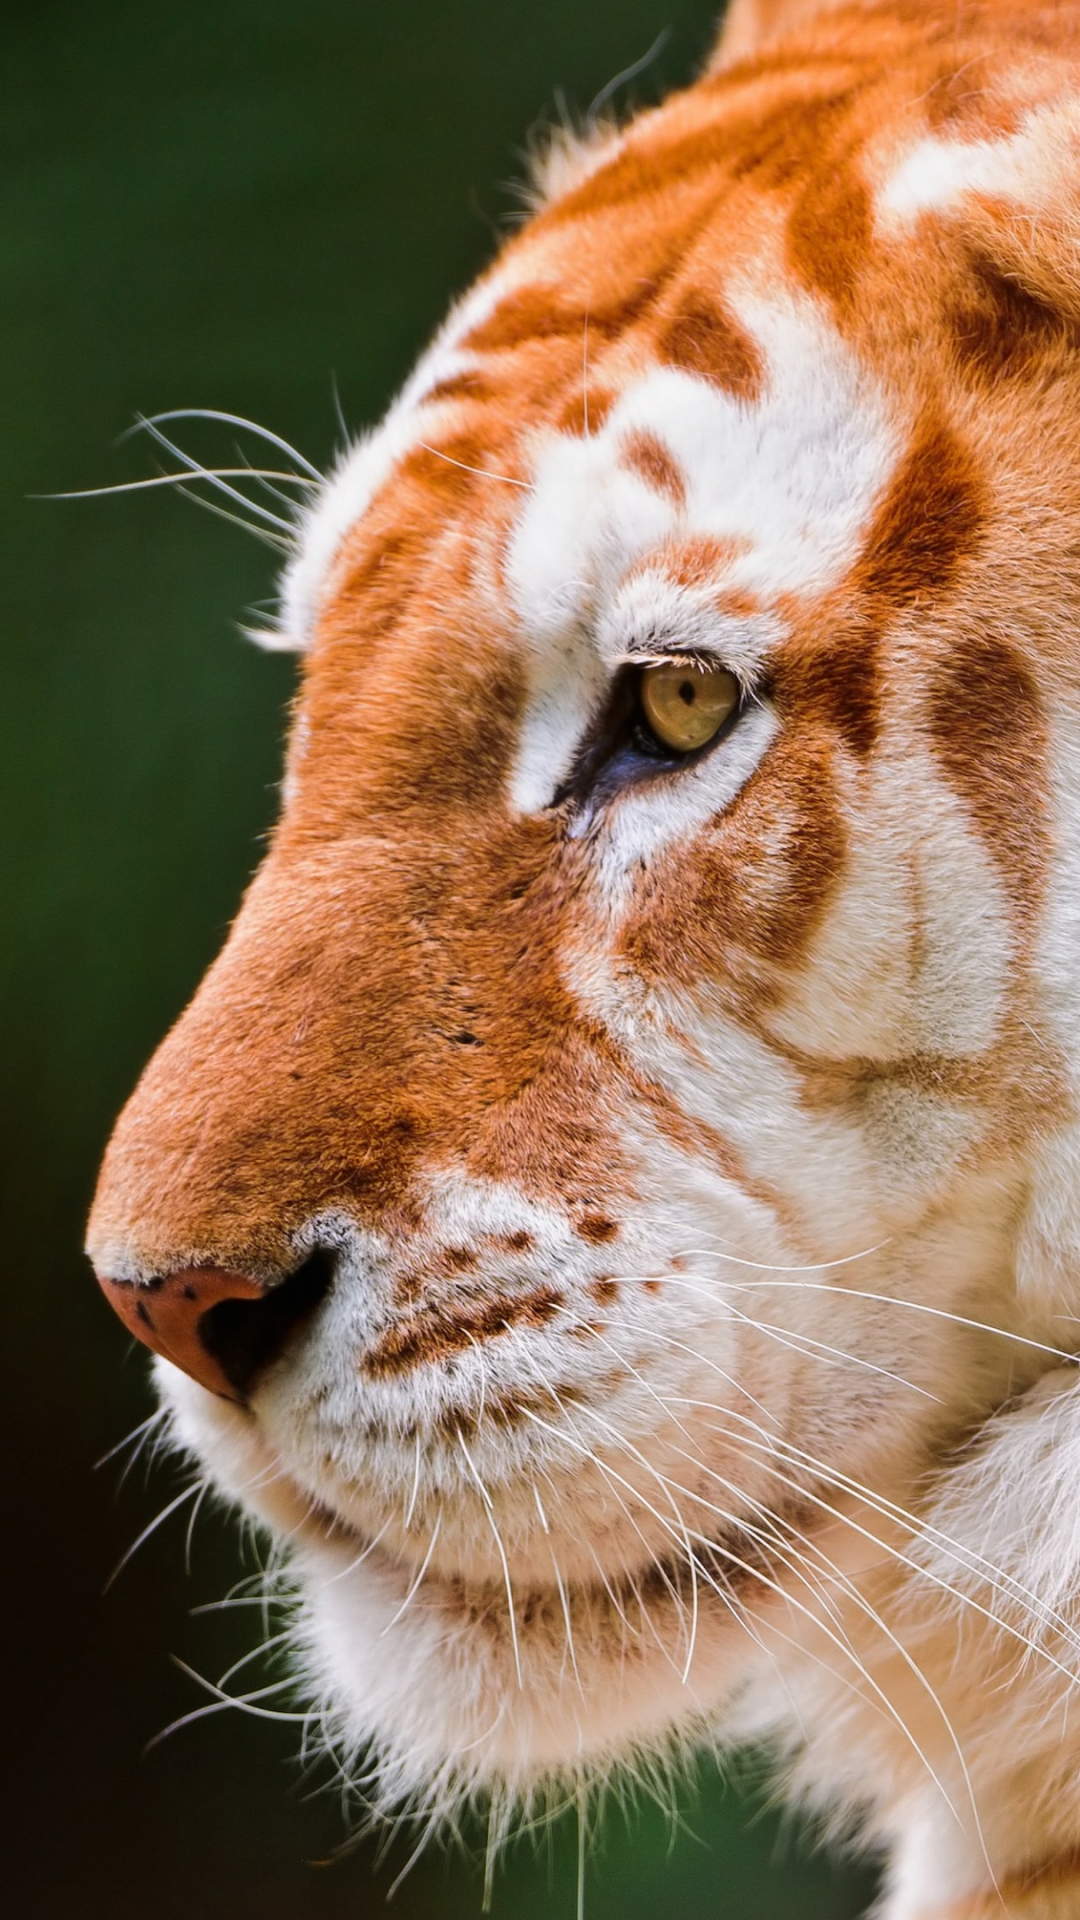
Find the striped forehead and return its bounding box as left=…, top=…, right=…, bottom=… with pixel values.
left=505, top=290, right=900, bottom=812
left=279, top=38, right=1079, bottom=670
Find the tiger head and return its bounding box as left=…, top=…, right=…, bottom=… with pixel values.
left=88, top=1, right=1080, bottom=1907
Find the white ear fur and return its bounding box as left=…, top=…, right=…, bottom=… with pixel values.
left=519, top=117, right=622, bottom=212
left=710, top=0, right=862, bottom=69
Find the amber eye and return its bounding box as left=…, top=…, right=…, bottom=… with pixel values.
left=639, top=662, right=740, bottom=754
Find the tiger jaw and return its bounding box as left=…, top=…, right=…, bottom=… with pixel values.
left=152, top=1164, right=1021, bottom=1794
left=156, top=1326, right=930, bottom=1792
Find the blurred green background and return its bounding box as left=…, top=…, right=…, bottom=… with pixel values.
left=2, top=1, right=879, bottom=1913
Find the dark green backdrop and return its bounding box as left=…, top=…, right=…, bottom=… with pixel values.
left=2, top=3, right=879, bottom=1913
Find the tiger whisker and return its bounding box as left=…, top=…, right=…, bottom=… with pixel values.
left=724, top=1298, right=944, bottom=1401
left=512, top=1361, right=692, bottom=1670
left=625, top=1267, right=943, bottom=1400
left=631, top=1433, right=995, bottom=1864
left=603, top=1465, right=967, bottom=1827
left=575, top=1415, right=963, bottom=1821
left=416, top=441, right=529, bottom=488
left=105, top=1476, right=205, bottom=1590
left=125, top=407, right=322, bottom=481
left=215, top=1626, right=296, bottom=1692
left=634, top=1317, right=1067, bottom=1635
left=95, top=1405, right=171, bottom=1476
left=457, top=1430, right=523, bottom=1688
left=403, top=1430, right=423, bottom=1533
left=41, top=468, right=315, bottom=502
left=380, top=1513, right=443, bottom=1637
left=659, top=1385, right=1080, bottom=1671
left=527, top=1349, right=701, bottom=1637
left=134, top=414, right=296, bottom=531
left=148, top=1659, right=313, bottom=1749
left=659, top=1264, right=1080, bottom=1367
left=183, top=1477, right=211, bottom=1573
left=553, top=1314, right=707, bottom=1676
left=668, top=1237, right=893, bottom=1273
left=173, top=481, right=291, bottom=549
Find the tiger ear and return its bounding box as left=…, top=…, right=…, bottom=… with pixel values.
left=711, top=0, right=861, bottom=67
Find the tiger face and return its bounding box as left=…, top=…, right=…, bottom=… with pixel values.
left=88, top=1, right=1080, bottom=1910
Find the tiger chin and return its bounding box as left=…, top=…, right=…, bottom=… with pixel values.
left=88, top=1, right=1080, bottom=1914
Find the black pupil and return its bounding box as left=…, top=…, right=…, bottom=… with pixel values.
left=678, top=679, right=695, bottom=706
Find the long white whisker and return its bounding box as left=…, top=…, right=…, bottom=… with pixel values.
left=134, top=416, right=295, bottom=531
left=456, top=1432, right=523, bottom=1688
left=586, top=27, right=671, bottom=127
left=148, top=1659, right=313, bottom=1746
left=173, top=482, right=291, bottom=549
left=583, top=1415, right=961, bottom=1813
left=669, top=1238, right=892, bottom=1274
left=659, top=1265, right=1080, bottom=1366
left=316, top=1514, right=396, bottom=1587
left=380, top=1513, right=442, bottom=1636
left=183, top=1478, right=211, bottom=1573
left=415, top=441, right=529, bottom=488
left=558, top=1315, right=706, bottom=1675
left=639, top=1430, right=993, bottom=1863
left=516, top=1402, right=701, bottom=1673
left=593, top=1450, right=964, bottom=1821
left=106, top=1478, right=204, bottom=1589
left=513, top=1356, right=691, bottom=1668
left=403, top=1431, right=423, bottom=1533
left=667, top=1390, right=1080, bottom=1671
left=744, top=1278, right=1080, bottom=1364
left=128, top=408, right=322, bottom=480
left=95, top=1407, right=171, bottom=1476
left=215, top=1627, right=295, bottom=1691
left=41, top=469, right=314, bottom=502
left=723, top=1298, right=943, bottom=1401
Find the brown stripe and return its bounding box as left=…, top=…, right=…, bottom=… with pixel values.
left=778, top=625, right=880, bottom=759
left=402, top=434, right=519, bottom=496
left=658, top=290, right=764, bottom=401
left=621, top=429, right=688, bottom=507
left=546, top=85, right=858, bottom=224
left=786, top=151, right=871, bottom=310
left=559, top=386, right=619, bottom=437
left=465, top=280, right=660, bottom=356
left=361, top=1285, right=565, bottom=1378
left=926, top=634, right=1049, bottom=930
left=948, top=246, right=1080, bottom=388
left=854, top=415, right=986, bottom=614
left=423, top=370, right=495, bottom=407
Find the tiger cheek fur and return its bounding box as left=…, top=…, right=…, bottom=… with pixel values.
left=87, top=3, right=1080, bottom=1914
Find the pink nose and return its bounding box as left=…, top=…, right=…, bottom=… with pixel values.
left=97, top=1252, right=337, bottom=1402
left=97, top=1267, right=268, bottom=1402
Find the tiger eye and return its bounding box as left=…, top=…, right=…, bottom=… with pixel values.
left=639, top=662, right=740, bottom=753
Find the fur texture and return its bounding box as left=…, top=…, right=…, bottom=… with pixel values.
left=90, top=3, right=1080, bottom=1912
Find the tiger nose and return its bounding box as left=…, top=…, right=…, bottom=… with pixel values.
left=96, top=1252, right=335, bottom=1404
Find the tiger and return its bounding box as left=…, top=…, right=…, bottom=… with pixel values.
left=87, top=0, right=1080, bottom=1912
